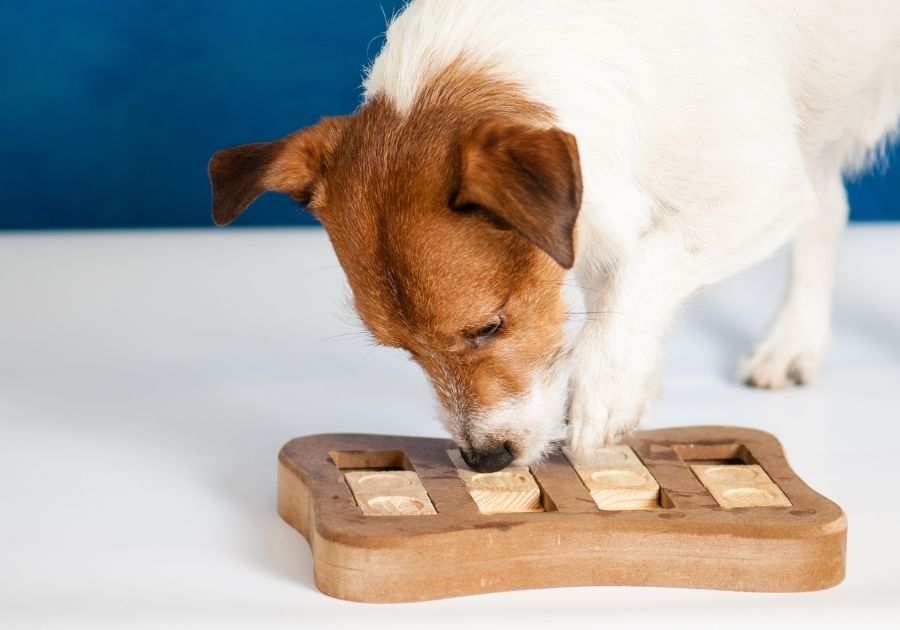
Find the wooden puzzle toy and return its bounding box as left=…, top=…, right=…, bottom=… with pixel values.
left=278, top=426, right=846, bottom=602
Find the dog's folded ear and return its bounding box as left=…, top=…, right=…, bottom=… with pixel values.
left=452, top=121, right=583, bottom=268
left=208, top=116, right=345, bottom=226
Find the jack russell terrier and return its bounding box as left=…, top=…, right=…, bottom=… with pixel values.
left=210, top=1, right=900, bottom=472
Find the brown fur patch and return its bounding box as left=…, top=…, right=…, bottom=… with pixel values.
left=454, top=120, right=582, bottom=268
left=209, top=117, right=345, bottom=225
left=209, top=61, right=582, bottom=441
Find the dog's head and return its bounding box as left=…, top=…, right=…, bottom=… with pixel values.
left=209, top=90, right=582, bottom=471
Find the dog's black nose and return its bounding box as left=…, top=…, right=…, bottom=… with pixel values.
left=460, top=443, right=515, bottom=472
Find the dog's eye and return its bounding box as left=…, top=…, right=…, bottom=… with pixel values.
left=464, top=315, right=505, bottom=348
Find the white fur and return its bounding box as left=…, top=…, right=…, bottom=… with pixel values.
left=437, top=362, right=571, bottom=466
left=365, top=0, right=900, bottom=461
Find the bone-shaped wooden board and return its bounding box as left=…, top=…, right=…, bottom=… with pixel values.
left=277, top=426, right=846, bottom=602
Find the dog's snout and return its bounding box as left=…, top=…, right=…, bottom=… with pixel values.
left=459, top=442, right=515, bottom=473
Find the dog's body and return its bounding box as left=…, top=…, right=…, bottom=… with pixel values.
left=211, top=1, right=900, bottom=470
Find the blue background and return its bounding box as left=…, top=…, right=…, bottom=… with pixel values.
left=0, top=1, right=897, bottom=230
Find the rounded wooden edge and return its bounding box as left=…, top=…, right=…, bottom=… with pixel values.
left=304, top=520, right=847, bottom=602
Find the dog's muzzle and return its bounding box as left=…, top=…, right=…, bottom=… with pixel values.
left=459, top=442, right=515, bottom=472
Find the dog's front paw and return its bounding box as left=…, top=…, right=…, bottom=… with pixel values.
left=566, top=358, right=658, bottom=460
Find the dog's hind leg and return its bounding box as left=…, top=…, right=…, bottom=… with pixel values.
left=739, top=166, right=849, bottom=388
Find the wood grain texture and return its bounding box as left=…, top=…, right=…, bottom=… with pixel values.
left=575, top=465, right=660, bottom=510
left=691, top=464, right=792, bottom=508
left=343, top=471, right=437, bottom=516
left=446, top=449, right=542, bottom=514
left=565, top=445, right=660, bottom=510
left=563, top=444, right=643, bottom=467
left=277, top=426, right=847, bottom=602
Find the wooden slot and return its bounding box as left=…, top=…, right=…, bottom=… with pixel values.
left=671, top=442, right=757, bottom=466
left=329, top=449, right=412, bottom=471
left=333, top=450, right=436, bottom=516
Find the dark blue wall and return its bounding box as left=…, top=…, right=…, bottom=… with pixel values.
left=0, top=1, right=896, bottom=229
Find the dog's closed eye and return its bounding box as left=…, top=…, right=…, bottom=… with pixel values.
left=464, top=314, right=505, bottom=348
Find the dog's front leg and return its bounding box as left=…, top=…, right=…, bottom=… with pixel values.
left=566, top=237, right=689, bottom=458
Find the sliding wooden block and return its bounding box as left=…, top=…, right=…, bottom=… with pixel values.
left=576, top=465, right=660, bottom=510
left=354, top=492, right=435, bottom=516
left=343, top=470, right=436, bottom=515
left=691, top=464, right=791, bottom=508
left=565, top=444, right=660, bottom=510
left=459, top=468, right=543, bottom=514
left=447, top=450, right=542, bottom=514
left=563, top=444, right=644, bottom=467
left=344, top=470, right=421, bottom=495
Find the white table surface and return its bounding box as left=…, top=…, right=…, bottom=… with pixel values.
left=1, top=225, right=898, bottom=629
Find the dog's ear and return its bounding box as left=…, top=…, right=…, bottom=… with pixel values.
left=208, top=116, right=345, bottom=226
left=453, top=121, right=583, bottom=268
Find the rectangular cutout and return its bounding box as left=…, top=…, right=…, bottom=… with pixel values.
left=671, top=442, right=757, bottom=466
left=691, top=464, right=791, bottom=508
left=446, top=450, right=544, bottom=514
left=331, top=450, right=436, bottom=516
left=564, top=445, right=660, bottom=510
left=329, top=449, right=412, bottom=472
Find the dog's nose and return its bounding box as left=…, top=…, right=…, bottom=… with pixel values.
left=460, top=442, right=515, bottom=472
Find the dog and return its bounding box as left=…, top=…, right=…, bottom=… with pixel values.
left=209, top=0, right=900, bottom=472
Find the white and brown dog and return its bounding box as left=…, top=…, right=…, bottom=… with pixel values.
left=210, top=1, right=900, bottom=472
